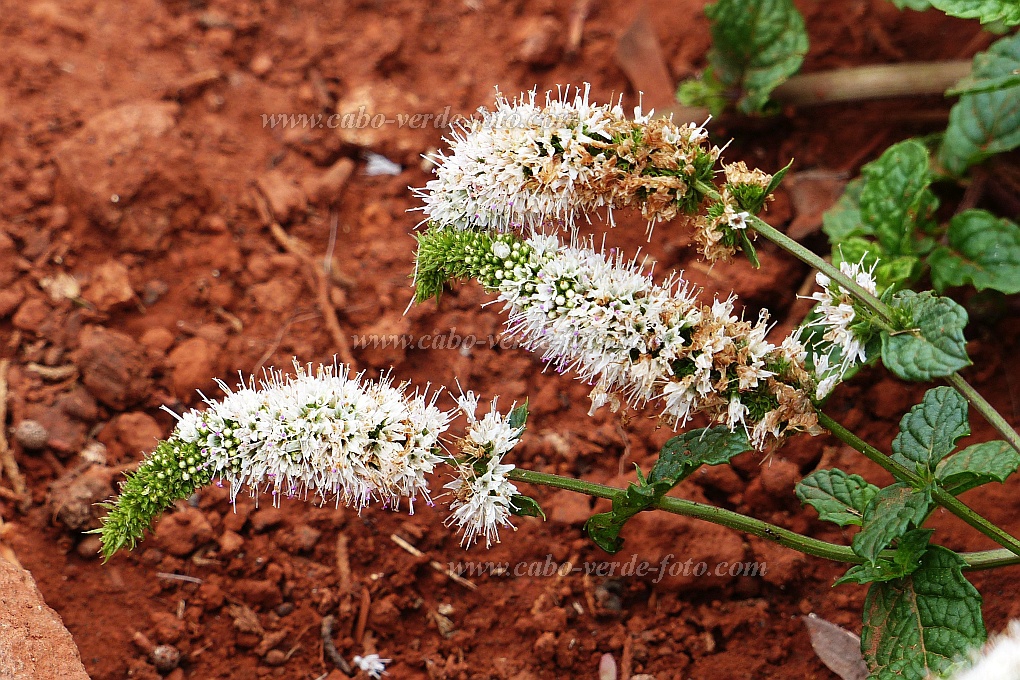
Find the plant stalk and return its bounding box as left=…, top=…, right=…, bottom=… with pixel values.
left=771, top=61, right=972, bottom=107
left=505, top=468, right=1020, bottom=571
left=696, top=184, right=1020, bottom=455
left=818, top=411, right=1020, bottom=558
left=945, top=373, right=1020, bottom=454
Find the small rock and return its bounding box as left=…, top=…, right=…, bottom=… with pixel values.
left=151, top=644, right=181, bottom=673
left=0, top=285, right=26, bottom=318
left=12, top=297, right=51, bottom=333
left=264, top=649, right=287, bottom=666
left=166, top=336, right=220, bottom=400
left=249, top=54, right=274, bottom=76
left=282, top=524, right=321, bottom=552
left=154, top=507, right=214, bottom=557
left=0, top=560, right=90, bottom=679
left=28, top=405, right=87, bottom=457
left=140, top=327, right=175, bottom=353
left=48, top=465, right=116, bottom=531
left=75, top=326, right=151, bottom=409
left=233, top=579, right=282, bottom=609
left=250, top=507, right=286, bottom=532
left=218, top=530, right=244, bottom=556
left=256, top=170, right=306, bottom=224
left=112, top=412, right=163, bottom=456
left=150, top=611, right=186, bottom=645
left=514, top=16, right=563, bottom=67
left=55, top=387, right=100, bottom=422
left=83, top=259, right=134, bottom=311
left=533, top=631, right=557, bottom=664
left=301, top=157, right=354, bottom=204
left=75, top=535, right=103, bottom=560
left=13, top=420, right=49, bottom=450
left=248, top=279, right=301, bottom=314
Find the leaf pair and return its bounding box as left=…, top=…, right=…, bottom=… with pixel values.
left=585, top=427, right=750, bottom=553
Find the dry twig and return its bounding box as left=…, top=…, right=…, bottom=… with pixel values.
left=0, top=360, right=29, bottom=511
left=390, top=533, right=478, bottom=591
left=320, top=615, right=353, bottom=675
left=263, top=215, right=357, bottom=369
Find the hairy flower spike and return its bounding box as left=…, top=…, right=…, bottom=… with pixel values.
left=418, top=226, right=820, bottom=451
left=414, top=84, right=721, bottom=238
left=97, top=363, right=453, bottom=559
left=445, top=396, right=523, bottom=548
left=803, top=257, right=880, bottom=399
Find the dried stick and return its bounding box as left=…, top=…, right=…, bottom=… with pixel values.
left=0, top=360, right=29, bottom=511
left=389, top=534, right=478, bottom=591
left=354, top=587, right=370, bottom=644
left=335, top=534, right=353, bottom=597
left=252, top=192, right=357, bottom=369
left=320, top=615, right=353, bottom=675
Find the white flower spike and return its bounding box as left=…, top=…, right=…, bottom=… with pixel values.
left=444, top=397, right=524, bottom=548
left=168, top=361, right=451, bottom=513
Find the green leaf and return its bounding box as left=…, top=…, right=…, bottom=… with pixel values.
left=852, top=483, right=932, bottom=564
left=940, top=33, right=1020, bottom=174
left=929, top=0, right=1020, bottom=24
left=837, top=528, right=933, bottom=585
left=585, top=482, right=661, bottom=554
left=508, top=401, right=529, bottom=430
left=822, top=178, right=869, bottom=243
left=796, top=468, right=880, bottom=527
left=585, top=427, right=749, bottom=553
left=881, top=291, right=971, bottom=382
left=936, top=440, right=1020, bottom=495
left=704, top=0, right=809, bottom=114
left=676, top=71, right=728, bottom=118
left=928, top=210, right=1020, bottom=295
left=510, top=494, right=546, bottom=520
left=648, top=426, right=751, bottom=487
left=891, top=387, right=970, bottom=473
left=859, top=139, right=938, bottom=256
left=947, top=71, right=1020, bottom=97
left=861, top=546, right=985, bottom=680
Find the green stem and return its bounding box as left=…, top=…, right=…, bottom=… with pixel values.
left=945, top=373, right=1020, bottom=454
left=694, top=180, right=894, bottom=322
left=818, top=411, right=1020, bottom=558
left=505, top=468, right=1020, bottom=570
left=697, top=179, right=1020, bottom=456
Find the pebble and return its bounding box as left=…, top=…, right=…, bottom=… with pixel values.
left=83, top=259, right=134, bottom=311
left=217, top=530, right=244, bottom=556
left=48, top=465, right=115, bottom=531
left=256, top=170, right=306, bottom=224
left=150, top=644, right=181, bottom=673
left=111, top=412, right=163, bottom=456
left=12, top=297, right=51, bottom=333
left=0, top=285, right=26, bottom=318
left=154, top=507, right=214, bottom=557
left=264, top=649, right=287, bottom=666
left=167, top=336, right=220, bottom=400
left=75, top=535, right=103, bottom=560
left=514, top=16, right=563, bottom=67
left=75, top=326, right=151, bottom=409
left=13, top=420, right=48, bottom=450
left=759, top=458, right=799, bottom=497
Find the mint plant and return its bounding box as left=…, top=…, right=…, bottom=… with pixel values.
left=97, top=87, right=1020, bottom=680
